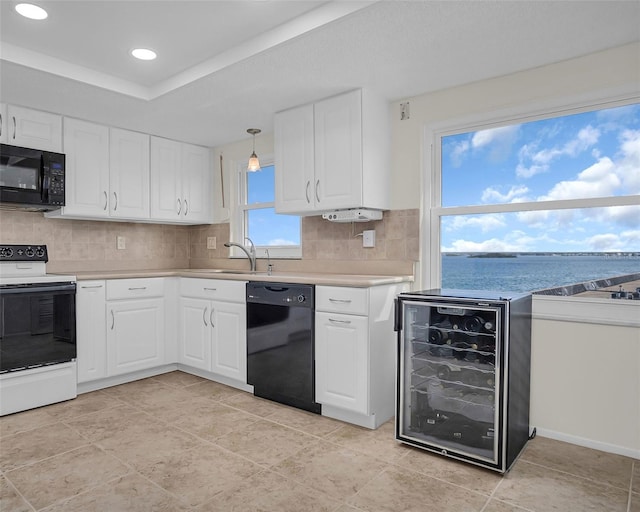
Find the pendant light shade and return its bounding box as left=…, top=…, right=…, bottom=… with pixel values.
left=247, top=128, right=261, bottom=172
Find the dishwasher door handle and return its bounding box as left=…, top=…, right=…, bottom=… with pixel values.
left=328, top=318, right=351, bottom=325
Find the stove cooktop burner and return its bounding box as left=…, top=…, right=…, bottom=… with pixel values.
left=0, top=244, right=48, bottom=262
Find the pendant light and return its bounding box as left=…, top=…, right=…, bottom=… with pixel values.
left=247, top=128, right=261, bottom=172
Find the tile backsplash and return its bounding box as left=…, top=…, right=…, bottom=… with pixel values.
left=0, top=209, right=419, bottom=276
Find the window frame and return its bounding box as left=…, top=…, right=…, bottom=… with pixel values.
left=230, top=153, right=302, bottom=260
left=421, top=93, right=640, bottom=292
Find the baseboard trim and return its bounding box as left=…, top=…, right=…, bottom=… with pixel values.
left=536, top=427, right=639, bottom=459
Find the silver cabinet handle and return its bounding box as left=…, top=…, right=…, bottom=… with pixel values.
left=329, top=298, right=352, bottom=304
left=183, top=199, right=188, bottom=216
left=128, top=286, right=147, bottom=290
left=113, top=191, right=118, bottom=211
left=81, top=284, right=103, bottom=289
left=12, top=116, right=16, bottom=140
left=329, top=318, right=351, bottom=325
left=103, top=191, right=108, bottom=211
left=315, top=180, right=320, bottom=202
left=203, top=306, right=208, bottom=326
left=305, top=181, right=311, bottom=204
left=177, top=198, right=182, bottom=215
left=110, top=310, right=115, bottom=330
left=210, top=308, right=214, bottom=328
left=203, top=287, right=217, bottom=292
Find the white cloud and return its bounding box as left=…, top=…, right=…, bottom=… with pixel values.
left=268, top=238, right=297, bottom=246
left=587, top=233, right=625, bottom=251
left=481, top=185, right=529, bottom=203
left=444, top=214, right=506, bottom=233
left=538, top=157, right=620, bottom=201
left=617, top=129, right=640, bottom=194
left=471, top=125, right=519, bottom=149
left=516, top=124, right=601, bottom=178
left=449, top=139, right=470, bottom=167
left=442, top=238, right=522, bottom=252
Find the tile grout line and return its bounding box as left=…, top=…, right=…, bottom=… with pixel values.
left=519, top=457, right=633, bottom=493
left=2, top=471, right=38, bottom=512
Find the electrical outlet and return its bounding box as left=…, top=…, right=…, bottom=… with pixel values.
left=116, top=236, right=126, bottom=250
left=207, top=236, right=217, bottom=250
left=363, top=230, right=375, bottom=248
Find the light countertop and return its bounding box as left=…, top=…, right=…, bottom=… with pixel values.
left=63, top=269, right=414, bottom=288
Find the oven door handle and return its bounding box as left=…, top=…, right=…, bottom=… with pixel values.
left=0, top=283, right=76, bottom=294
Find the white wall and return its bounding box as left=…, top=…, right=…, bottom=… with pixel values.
left=388, top=42, right=640, bottom=210
left=391, top=42, right=640, bottom=457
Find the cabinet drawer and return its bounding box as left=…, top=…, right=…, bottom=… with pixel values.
left=180, top=278, right=246, bottom=303
left=316, top=286, right=368, bottom=315
left=106, top=278, right=164, bottom=300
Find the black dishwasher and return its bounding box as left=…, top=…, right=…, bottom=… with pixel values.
left=246, top=282, right=321, bottom=414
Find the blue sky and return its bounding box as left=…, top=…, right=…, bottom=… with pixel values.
left=441, top=103, right=640, bottom=252
left=247, top=164, right=300, bottom=246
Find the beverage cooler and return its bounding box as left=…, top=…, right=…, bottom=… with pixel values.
left=394, top=289, right=532, bottom=473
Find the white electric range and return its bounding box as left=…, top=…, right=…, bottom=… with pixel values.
left=0, top=244, right=77, bottom=416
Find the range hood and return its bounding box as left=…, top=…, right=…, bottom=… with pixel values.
left=321, top=209, right=383, bottom=223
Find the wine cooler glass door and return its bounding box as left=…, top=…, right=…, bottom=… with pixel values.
left=398, top=299, right=502, bottom=466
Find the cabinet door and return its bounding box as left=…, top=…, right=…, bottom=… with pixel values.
left=109, top=128, right=150, bottom=219
left=62, top=118, right=110, bottom=217
left=315, top=311, right=368, bottom=414
left=178, top=297, right=211, bottom=371
left=76, top=281, right=107, bottom=383
left=106, top=298, right=165, bottom=376
left=150, top=136, right=182, bottom=221
left=0, top=103, right=7, bottom=144
left=314, top=90, right=362, bottom=210
left=182, top=143, right=212, bottom=223
left=6, top=106, right=62, bottom=152
left=211, top=301, right=246, bottom=382
left=274, top=103, right=315, bottom=214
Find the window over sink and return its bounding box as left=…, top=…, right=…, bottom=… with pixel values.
left=231, top=156, right=301, bottom=259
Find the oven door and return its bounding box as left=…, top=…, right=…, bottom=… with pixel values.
left=0, top=282, right=76, bottom=373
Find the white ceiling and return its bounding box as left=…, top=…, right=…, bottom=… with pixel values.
left=1, top=1, right=639, bottom=148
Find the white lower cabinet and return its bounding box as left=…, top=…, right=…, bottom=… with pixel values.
left=179, top=297, right=211, bottom=371
left=76, top=278, right=166, bottom=385
left=76, top=281, right=107, bottom=383
left=315, top=283, right=409, bottom=428
left=179, top=278, right=247, bottom=383
left=106, top=298, right=164, bottom=376
left=315, top=311, right=368, bottom=414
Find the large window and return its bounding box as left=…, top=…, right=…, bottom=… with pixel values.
left=429, top=101, right=640, bottom=293
left=232, top=157, right=301, bottom=259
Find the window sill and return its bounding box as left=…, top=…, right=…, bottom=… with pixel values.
left=532, top=295, right=639, bottom=327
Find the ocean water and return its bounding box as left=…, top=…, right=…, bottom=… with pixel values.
left=441, top=254, right=640, bottom=293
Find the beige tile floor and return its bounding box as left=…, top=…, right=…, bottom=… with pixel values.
left=0, top=371, right=637, bottom=512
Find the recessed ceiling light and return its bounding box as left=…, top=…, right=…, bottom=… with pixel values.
left=131, top=48, right=157, bottom=61
left=15, top=3, right=48, bottom=20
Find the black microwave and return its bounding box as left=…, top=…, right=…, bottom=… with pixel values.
left=0, top=144, right=65, bottom=211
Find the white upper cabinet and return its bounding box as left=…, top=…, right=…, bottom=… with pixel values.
left=0, top=103, right=7, bottom=144
left=5, top=105, right=62, bottom=152
left=181, top=143, right=212, bottom=223
left=61, top=118, right=110, bottom=217
left=150, top=137, right=182, bottom=221
left=150, top=137, right=212, bottom=224
left=109, top=128, right=150, bottom=219
left=275, top=104, right=315, bottom=213
left=53, top=122, right=149, bottom=220
left=275, top=89, right=390, bottom=215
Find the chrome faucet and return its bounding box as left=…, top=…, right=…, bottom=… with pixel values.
left=224, top=237, right=256, bottom=272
